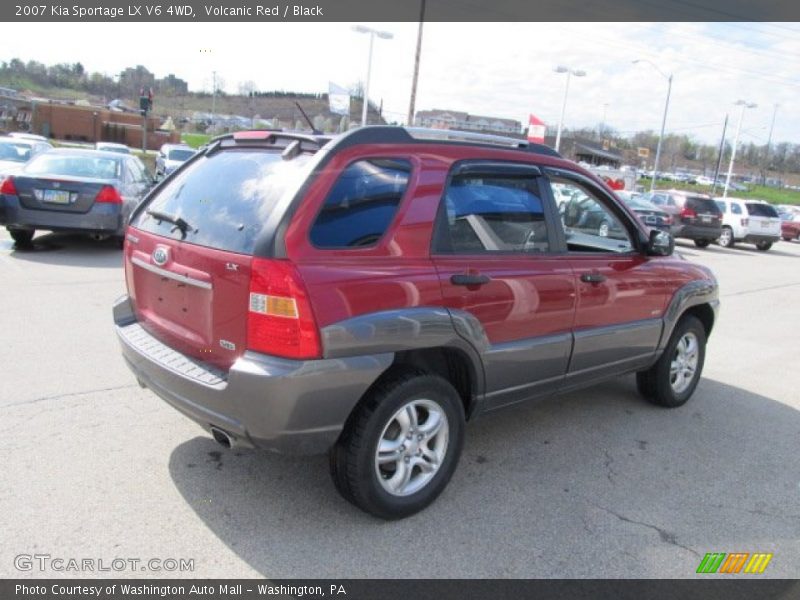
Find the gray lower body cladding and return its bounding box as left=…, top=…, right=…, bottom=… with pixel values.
left=113, top=296, right=393, bottom=455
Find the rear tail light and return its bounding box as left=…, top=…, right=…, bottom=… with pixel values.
left=0, top=176, right=17, bottom=195
left=95, top=185, right=123, bottom=204
left=680, top=207, right=696, bottom=219
left=741, top=218, right=749, bottom=226
left=247, top=258, right=321, bottom=360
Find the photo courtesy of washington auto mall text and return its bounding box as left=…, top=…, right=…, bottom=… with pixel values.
left=14, top=584, right=345, bottom=598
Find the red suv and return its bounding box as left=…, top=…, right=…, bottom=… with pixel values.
left=113, top=127, right=719, bottom=519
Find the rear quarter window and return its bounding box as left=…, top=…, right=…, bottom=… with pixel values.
left=309, top=158, right=411, bottom=248
left=745, top=202, right=778, bottom=218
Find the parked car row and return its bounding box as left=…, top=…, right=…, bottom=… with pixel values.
left=0, top=139, right=197, bottom=245
left=625, top=189, right=787, bottom=252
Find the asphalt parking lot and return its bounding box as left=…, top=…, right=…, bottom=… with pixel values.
left=1, top=230, right=798, bottom=579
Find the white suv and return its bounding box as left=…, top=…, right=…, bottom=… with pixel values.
left=714, top=198, right=781, bottom=251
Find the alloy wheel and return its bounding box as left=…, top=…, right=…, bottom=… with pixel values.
left=374, top=399, right=449, bottom=497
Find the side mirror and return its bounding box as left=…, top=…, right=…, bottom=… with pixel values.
left=647, top=229, right=674, bottom=256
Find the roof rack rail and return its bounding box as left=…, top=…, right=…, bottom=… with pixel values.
left=329, top=126, right=561, bottom=158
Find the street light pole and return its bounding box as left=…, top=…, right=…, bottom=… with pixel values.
left=353, top=25, right=394, bottom=127
left=554, top=66, right=586, bottom=153
left=723, top=100, right=757, bottom=198
left=763, top=103, right=779, bottom=183
left=633, top=59, right=672, bottom=193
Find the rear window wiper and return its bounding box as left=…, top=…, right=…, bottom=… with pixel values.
left=146, top=209, right=193, bottom=238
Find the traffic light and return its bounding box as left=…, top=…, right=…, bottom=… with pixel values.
left=139, top=87, right=154, bottom=116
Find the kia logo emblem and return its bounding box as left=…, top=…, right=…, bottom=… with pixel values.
left=152, top=247, right=169, bottom=266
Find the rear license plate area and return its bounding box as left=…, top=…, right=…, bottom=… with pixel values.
left=40, top=189, right=73, bottom=204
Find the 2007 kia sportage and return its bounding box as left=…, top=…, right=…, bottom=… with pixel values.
left=114, top=127, right=718, bottom=519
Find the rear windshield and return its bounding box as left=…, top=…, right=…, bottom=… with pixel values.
left=686, top=197, right=721, bottom=214
left=745, top=202, right=778, bottom=218
left=132, top=149, right=312, bottom=254
left=0, top=141, right=31, bottom=162
left=23, top=153, right=121, bottom=179
left=168, top=149, right=194, bottom=161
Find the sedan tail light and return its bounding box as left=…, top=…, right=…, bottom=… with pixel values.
left=95, top=185, right=123, bottom=204
left=0, top=176, right=17, bottom=195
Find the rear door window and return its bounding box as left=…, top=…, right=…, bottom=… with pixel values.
left=131, top=149, right=312, bottom=254
left=435, top=169, right=551, bottom=254
left=309, top=158, right=411, bottom=248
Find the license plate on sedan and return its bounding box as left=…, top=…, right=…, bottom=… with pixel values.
left=42, top=189, right=72, bottom=204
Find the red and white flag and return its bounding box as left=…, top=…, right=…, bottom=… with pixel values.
left=527, top=114, right=546, bottom=144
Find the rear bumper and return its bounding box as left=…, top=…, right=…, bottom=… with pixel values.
left=113, top=295, right=392, bottom=455
left=0, top=194, right=123, bottom=233
left=742, top=233, right=780, bottom=244
left=672, top=223, right=722, bottom=240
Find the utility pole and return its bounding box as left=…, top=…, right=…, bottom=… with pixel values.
left=211, top=70, right=217, bottom=133
left=407, top=0, right=426, bottom=126
left=711, top=114, right=728, bottom=195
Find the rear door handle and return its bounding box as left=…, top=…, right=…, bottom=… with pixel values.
left=580, top=272, right=607, bottom=284
left=451, top=273, right=491, bottom=286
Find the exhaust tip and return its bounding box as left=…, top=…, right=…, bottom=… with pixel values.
left=210, top=427, right=232, bottom=449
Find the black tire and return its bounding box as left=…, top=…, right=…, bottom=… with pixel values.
left=693, top=239, right=711, bottom=248
left=755, top=241, right=772, bottom=251
left=8, top=228, right=34, bottom=245
left=783, top=236, right=792, bottom=242
left=718, top=226, right=734, bottom=248
left=329, top=369, right=465, bottom=520
left=636, top=315, right=706, bottom=408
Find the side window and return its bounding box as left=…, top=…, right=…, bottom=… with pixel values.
left=123, top=161, right=138, bottom=184
left=548, top=176, right=633, bottom=253
left=434, top=171, right=549, bottom=254
left=731, top=203, right=742, bottom=215
left=309, top=158, right=411, bottom=248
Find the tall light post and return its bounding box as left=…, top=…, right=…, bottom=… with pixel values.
left=633, top=59, right=672, bottom=193
left=553, top=65, right=586, bottom=152
left=723, top=100, right=757, bottom=198
left=763, top=103, right=779, bottom=184
left=352, top=25, right=394, bottom=127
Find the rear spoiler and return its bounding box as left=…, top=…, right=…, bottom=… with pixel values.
left=205, top=130, right=332, bottom=157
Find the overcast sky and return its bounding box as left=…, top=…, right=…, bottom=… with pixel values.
left=2, top=22, right=798, bottom=145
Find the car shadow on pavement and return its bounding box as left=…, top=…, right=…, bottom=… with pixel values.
left=167, top=377, right=800, bottom=578
left=6, top=232, right=122, bottom=269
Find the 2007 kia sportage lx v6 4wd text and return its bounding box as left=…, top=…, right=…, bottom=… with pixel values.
left=113, top=127, right=718, bottom=519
